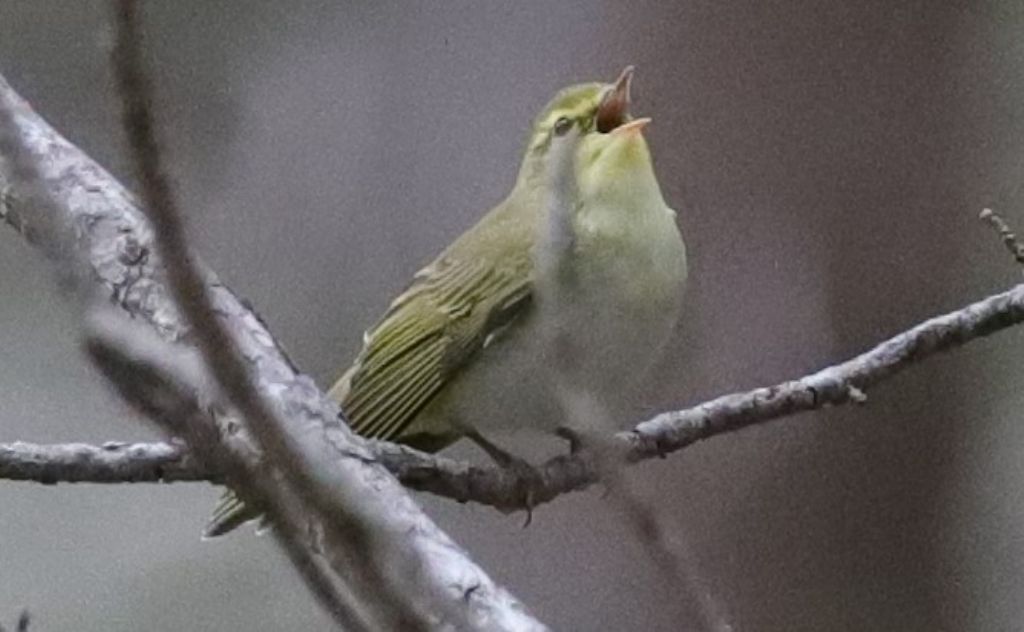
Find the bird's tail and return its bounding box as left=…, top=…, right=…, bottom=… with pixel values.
left=203, top=489, right=260, bottom=539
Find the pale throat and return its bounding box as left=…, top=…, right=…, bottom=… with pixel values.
left=577, top=161, right=667, bottom=229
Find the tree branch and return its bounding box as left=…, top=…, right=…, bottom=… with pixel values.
left=0, top=440, right=206, bottom=484
left=0, top=43, right=544, bottom=632
left=109, top=3, right=430, bottom=628
left=4, top=281, right=1023, bottom=511
left=380, top=279, right=1024, bottom=509
left=85, top=310, right=377, bottom=631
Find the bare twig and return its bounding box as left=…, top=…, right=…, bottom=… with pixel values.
left=980, top=208, right=1024, bottom=267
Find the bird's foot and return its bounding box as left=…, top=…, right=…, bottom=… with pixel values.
left=466, top=430, right=545, bottom=526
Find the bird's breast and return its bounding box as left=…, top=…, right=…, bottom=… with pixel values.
left=416, top=197, right=686, bottom=449
left=552, top=201, right=687, bottom=391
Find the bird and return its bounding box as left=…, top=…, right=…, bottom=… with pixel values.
left=205, top=66, right=687, bottom=537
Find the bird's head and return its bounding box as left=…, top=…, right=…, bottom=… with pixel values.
left=518, top=66, right=659, bottom=204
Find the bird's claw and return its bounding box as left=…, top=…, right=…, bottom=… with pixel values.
left=465, top=430, right=544, bottom=526
left=500, top=455, right=542, bottom=528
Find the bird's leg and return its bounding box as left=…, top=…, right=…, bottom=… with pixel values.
left=555, top=425, right=618, bottom=499
left=465, top=429, right=544, bottom=526
left=554, top=425, right=585, bottom=455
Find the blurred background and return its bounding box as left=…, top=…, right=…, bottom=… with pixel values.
left=2, top=1, right=1024, bottom=630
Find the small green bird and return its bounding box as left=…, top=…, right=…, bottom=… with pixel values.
left=206, top=67, right=686, bottom=536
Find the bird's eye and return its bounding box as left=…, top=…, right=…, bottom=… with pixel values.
left=553, top=116, right=573, bottom=137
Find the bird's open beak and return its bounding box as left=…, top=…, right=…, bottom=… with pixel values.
left=596, top=65, right=635, bottom=133
left=611, top=117, right=651, bottom=136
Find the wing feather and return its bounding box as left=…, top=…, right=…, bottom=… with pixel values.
left=339, top=256, right=531, bottom=444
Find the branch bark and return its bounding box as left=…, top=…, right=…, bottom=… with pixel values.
left=0, top=48, right=544, bottom=632
left=0, top=440, right=206, bottom=484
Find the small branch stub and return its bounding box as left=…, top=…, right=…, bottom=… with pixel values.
left=980, top=208, right=1024, bottom=268
left=847, top=385, right=867, bottom=404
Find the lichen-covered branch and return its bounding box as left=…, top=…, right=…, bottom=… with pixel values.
left=0, top=47, right=544, bottom=632
left=0, top=440, right=207, bottom=484
left=3, top=280, right=1023, bottom=513
left=85, top=311, right=375, bottom=631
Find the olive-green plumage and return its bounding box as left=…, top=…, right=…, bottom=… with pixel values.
left=205, top=67, right=686, bottom=537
